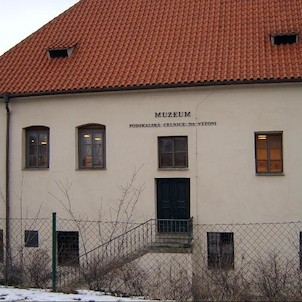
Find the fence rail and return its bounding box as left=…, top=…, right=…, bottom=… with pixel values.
left=1, top=215, right=302, bottom=301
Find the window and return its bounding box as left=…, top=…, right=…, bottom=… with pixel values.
left=255, top=132, right=283, bottom=174
left=158, top=136, right=188, bottom=168
left=78, top=124, right=105, bottom=169
left=0, top=230, right=3, bottom=262
left=207, top=232, right=234, bottom=270
left=271, top=33, right=298, bottom=45
left=25, top=126, right=49, bottom=168
left=24, top=230, right=39, bottom=247
left=300, top=232, right=302, bottom=270
left=57, top=231, right=79, bottom=266
left=48, top=46, right=75, bottom=58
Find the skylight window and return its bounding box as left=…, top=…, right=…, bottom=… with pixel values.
left=271, top=33, right=298, bottom=45
left=48, top=47, right=74, bottom=59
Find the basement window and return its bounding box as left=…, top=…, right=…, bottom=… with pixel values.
left=48, top=47, right=74, bottom=58
left=24, top=230, right=39, bottom=247
left=0, top=230, right=3, bottom=262
left=207, top=232, right=234, bottom=270
left=57, top=231, right=79, bottom=266
left=271, top=33, right=298, bottom=45
left=300, top=232, right=302, bottom=270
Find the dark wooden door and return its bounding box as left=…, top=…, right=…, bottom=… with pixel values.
left=157, top=178, right=190, bottom=232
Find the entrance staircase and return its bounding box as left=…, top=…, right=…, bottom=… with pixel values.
left=58, top=218, right=193, bottom=290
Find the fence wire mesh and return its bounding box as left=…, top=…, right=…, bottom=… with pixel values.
left=1, top=216, right=302, bottom=301
left=0, top=217, right=52, bottom=288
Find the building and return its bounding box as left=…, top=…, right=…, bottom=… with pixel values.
left=1, top=0, right=302, bottom=299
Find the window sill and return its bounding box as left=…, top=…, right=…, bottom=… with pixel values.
left=22, top=168, right=49, bottom=171
left=158, top=168, right=189, bottom=171
left=76, top=168, right=106, bottom=171
left=256, top=172, right=285, bottom=176
left=207, top=267, right=235, bottom=271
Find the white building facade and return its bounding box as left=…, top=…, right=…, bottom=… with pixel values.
left=2, top=82, right=301, bottom=223
left=1, top=0, right=302, bottom=298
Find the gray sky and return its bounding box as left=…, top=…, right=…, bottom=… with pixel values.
left=0, top=0, right=79, bottom=55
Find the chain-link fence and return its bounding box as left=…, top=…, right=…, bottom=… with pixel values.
left=192, top=221, right=302, bottom=301
left=0, top=216, right=52, bottom=287
left=1, top=216, right=302, bottom=301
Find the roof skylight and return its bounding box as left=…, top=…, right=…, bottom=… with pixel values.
left=271, top=33, right=298, bottom=45
left=47, top=47, right=74, bottom=59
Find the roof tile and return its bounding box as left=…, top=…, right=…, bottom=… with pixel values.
left=1, top=0, right=302, bottom=95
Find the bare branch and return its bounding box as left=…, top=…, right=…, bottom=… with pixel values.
left=49, top=179, right=88, bottom=258
left=0, top=187, right=6, bottom=205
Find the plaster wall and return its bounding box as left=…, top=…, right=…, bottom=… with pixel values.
left=4, top=83, right=302, bottom=224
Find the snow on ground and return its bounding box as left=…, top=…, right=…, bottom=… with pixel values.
left=0, top=286, right=157, bottom=302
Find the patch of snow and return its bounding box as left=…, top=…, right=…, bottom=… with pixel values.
left=0, top=286, right=157, bottom=302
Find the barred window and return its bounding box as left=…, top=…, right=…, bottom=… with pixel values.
left=26, top=126, right=49, bottom=168
left=207, top=232, right=234, bottom=270
left=57, top=231, right=79, bottom=266
left=255, top=132, right=283, bottom=174
left=299, top=232, right=302, bottom=270
left=0, top=230, right=3, bottom=262
left=158, top=136, right=188, bottom=168
left=25, top=230, right=39, bottom=247
left=78, top=124, right=105, bottom=169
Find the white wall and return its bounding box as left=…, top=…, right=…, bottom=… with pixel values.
left=3, top=83, right=302, bottom=224
left=195, top=84, right=302, bottom=223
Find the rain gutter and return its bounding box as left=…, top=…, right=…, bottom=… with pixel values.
left=3, top=77, right=302, bottom=99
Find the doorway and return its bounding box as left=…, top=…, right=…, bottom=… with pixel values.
left=156, top=178, right=190, bottom=232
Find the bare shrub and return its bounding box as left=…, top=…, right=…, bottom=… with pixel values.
left=50, top=167, right=145, bottom=291
left=6, top=263, right=23, bottom=286
left=24, top=249, right=51, bottom=288
left=192, top=254, right=253, bottom=302
left=88, top=258, right=192, bottom=302
left=118, top=262, right=147, bottom=296
left=79, top=254, right=111, bottom=290
left=252, top=253, right=302, bottom=301
left=165, top=265, right=192, bottom=301
left=0, top=264, right=4, bottom=284
left=84, top=261, right=148, bottom=296
left=142, top=257, right=192, bottom=302
left=193, top=268, right=252, bottom=301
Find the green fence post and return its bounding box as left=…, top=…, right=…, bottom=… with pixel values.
left=52, top=212, right=57, bottom=292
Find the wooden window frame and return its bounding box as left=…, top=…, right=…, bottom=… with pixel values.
left=25, top=126, right=49, bottom=169
left=78, top=124, right=106, bottom=169
left=255, top=132, right=283, bottom=175
left=207, top=232, right=234, bottom=270
left=158, top=136, right=188, bottom=168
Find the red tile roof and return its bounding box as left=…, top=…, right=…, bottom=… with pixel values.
left=1, top=0, right=302, bottom=96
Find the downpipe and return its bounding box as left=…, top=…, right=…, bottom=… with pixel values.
left=4, top=93, right=11, bottom=284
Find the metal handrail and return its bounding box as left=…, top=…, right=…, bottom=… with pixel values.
left=78, top=217, right=193, bottom=260
left=58, top=218, right=193, bottom=289
left=78, top=218, right=153, bottom=258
